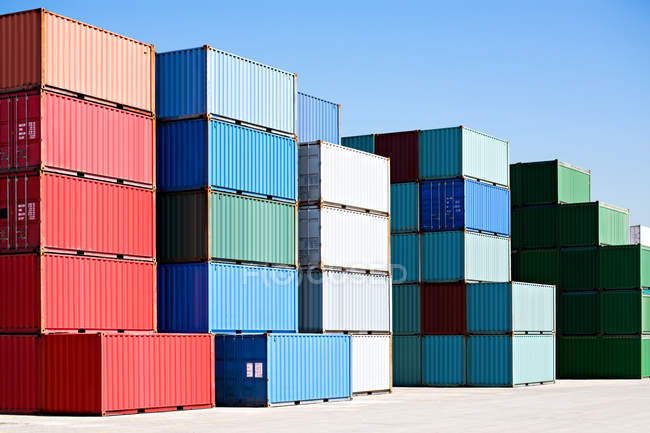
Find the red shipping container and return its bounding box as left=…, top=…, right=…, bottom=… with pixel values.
left=421, top=283, right=466, bottom=334
left=0, top=253, right=156, bottom=333
left=0, top=172, right=155, bottom=258
left=0, top=335, right=39, bottom=414
left=0, top=90, right=155, bottom=185
left=375, top=130, right=419, bottom=183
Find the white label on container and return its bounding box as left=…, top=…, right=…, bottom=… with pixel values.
left=28, top=121, right=36, bottom=139
left=28, top=202, right=36, bottom=221
left=255, top=362, right=263, bottom=378
left=246, top=363, right=253, bottom=378
left=17, top=204, right=25, bottom=222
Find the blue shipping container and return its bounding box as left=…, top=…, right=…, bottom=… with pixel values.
left=156, top=46, right=296, bottom=134
left=391, top=183, right=419, bottom=233
left=158, top=263, right=298, bottom=333
left=422, top=335, right=467, bottom=386
left=392, top=233, right=420, bottom=284
left=341, top=135, right=375, bottom=154
left=214, top=334, right=351, bottom=406
left=157, top=119, right=297, bottom=200
left=393, top=336, right=421, bottom=386
left=420, top=179, right=510, bottom=236
left=297, top=92, right=340, bottom=144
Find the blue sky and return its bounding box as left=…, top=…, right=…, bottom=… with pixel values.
left=3, top=1, right=649, bottom=224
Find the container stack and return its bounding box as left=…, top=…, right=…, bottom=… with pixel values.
left=0, top=9, right=214, bottom=415
left=510, top=160, right=649, bottom=378
left=343, top=127, right=556, bottom=387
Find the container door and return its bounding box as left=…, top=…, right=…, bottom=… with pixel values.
left=13, top=93, right=41, bottom=170
left=0, top=174, right=40, bottom=252
left=0, top=97, right=9, bottom=170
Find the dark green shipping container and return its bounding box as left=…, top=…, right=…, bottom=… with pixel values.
left=600, top=290, right=650, bottom=335
left=599, top=245, right=650, bottom=289
left=560, top=247, right=598, bottom=291
left=559, top=291, right=599, bottom=335
left=558, top=202, right=629, bottom=247
left=516, top=249, right=560, bottom=286
left=510, top=160, right=590, bottom=207
left=512, top=206, right=557, bottom=249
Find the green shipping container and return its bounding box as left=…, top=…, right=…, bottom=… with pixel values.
left=516, top=249, right=560, bottom=286
left=559, top=291, right=598, bottom=335
left=510, top=160, right=591, bottom=207
left=600, top=290, right=650, bottom=335
left=560, top=247, right=598, bottom=291
left=599, top=245, right=650, bottom=289
left=512, top=205, right=557, bottom=249
left=157, top=190, right=296, bottom=265
left=393, top=336, right=422, bottom=386
left=558, top=202, right=629, bottom=247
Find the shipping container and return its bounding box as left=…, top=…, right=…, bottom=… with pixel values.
left=299, top=206, right=389, bottom=272
left=158, top=262, right=297, bottom=334
left=391, top=182, right=418, bottom=233
left=298, top=141, right=390, bottom=213
left=467, top=335, right=555, bottom=387
left=560, top=247, right=598, bottom=290
left=0, top=335, right=39, bottom=413
left=350, top=335, right=392, bottom=394
left=598, top=245, right=650, bottom=289
left=0, top=172, right=155, bottom=258
left=601, top=290, right=650, bottom=335
left=156, top=46, right=296, bottom=134
left=0, top=253, right=155, bottom=333
left=420, top=283, right=466, bottom=334
left=40, top=333, right=214, bottom=415
left=559, top=291, right=599, bottom=336
left=393, top=336, right=421, bottom=386
left=419, top=127, right=509, bottom=187
left=157, top=190, right=296, bottom=265
left=510, top=160, right=590, bottom=207
left=631, top=225, right=650, bottom=246
left=375, top=131, right=418, bottom=183
left=422, top=335, right=466, bottom=386
left=299, top=270, right=391, bottom=333
left=341, top=134, right=375, bottom=154
left=0, top=9, right=154, bottom=113
left=391, top=233, right=420, bottom=284
left=297, top=92, right=340, bottom=144
left=0, top=90, right=154, bottom=185
left=466, top=282, right=555, bottom=334
left=515, top=249, right=560, bottom=286
left=214, top=334, right=350, bottom=406
left=511, top=205, right=557, bottom=249
left=558, top=202, right=629, bottom=247
left=393, top=284, right=421, bottom=335
left=157, top=118, right=297, bottom=200
left=420, top=178, right=510, bottom=236
left=420, top=231, right=510, bottom=283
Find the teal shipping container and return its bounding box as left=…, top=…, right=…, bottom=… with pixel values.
left=392, top=234, right=420, bottom=284
left=391, top=183, right=419, bottom=233
left=418, top=127, right=509, bottom=187
left=420, top=231, right=510, bottom=283
left=341, top=135, right=375, bottom=154
left=422, top=336, right=466, bottom=386
left=467, top=335, right=555, bottom=387
left=392, top=284, right=421, bottom=335
left=393, top=336, right=421, bottom=386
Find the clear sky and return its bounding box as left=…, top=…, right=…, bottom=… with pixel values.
left=3, top=0, right=649, bottom=224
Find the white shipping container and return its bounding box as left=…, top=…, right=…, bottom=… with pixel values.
left=299, top=270, right=391, bottom=333
left=351, top=335, right=392, bottom=394
left=630, top=225, right=650, bottom=246
left=298, top=141, right=390, bottom=214
left=299, top=206, right=390, bottom=272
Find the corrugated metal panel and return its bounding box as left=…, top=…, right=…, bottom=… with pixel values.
left=341, top=135, right=374, bottom=154
left=375, top=131, right=418, bottom=183
left=297, top=92, right=340, bottom=144
left=350, top=335, right=391, bottom=393
left=419, top=179, right=510, bottom=235
left=422, top=335, right=466, bottom=386
left=465, top=232, right=510, bottom=283
left=631, top=225, right=650, bottom=246
left=512, top=205, right=557, bottom=249
left=421, top=232, right=463, bottom=282
left=461, top=128, right=509, bottom=187
left=517, top=249, right=560, bottom=286
left=558, top=202, right=629, bottom=247
left=392, top=284, right=420, bottom=335
left=558, top=336, right=648, bottom=379
left=299, top=270, right=391, bottom=333
left=559, top=291, right=598, bottom=335
left=512, top=335, right=555, bottom=385
left=156, top=190, right=207, bottom=262
left=512, top=282, right=555, bottom=332
left=0, top=253, right=155, bottom=333
left=158, top=262, right=298, bottom=333
left=599, top=245, right=650, bottom=289
left=0, top=335, right=39, bottom=413
left=467, top=335, right=511, bottom=386
left=393, top=336, right=421, bottom=386
left=156, top=48, right=206, bottom=119
left=421, top=283, right=466, bottom=334
left=299, top=206, right=389, bottom=272
left=601, top=290, right=650, bottom=335
left=391, top=233, right=419, bottom=283
left=557, top=161, right=591, bottom=204
left=511, top=160, right=591, bottom=206
left=560, top=247, right=598, bottom=290
left=390, top=182, right=418, bottom=233
left=0, top=172, right=155, bottom=258
left=0, top=9, right=41, bottom=92
left=157, top=119, right=297, bottom=201
left=298, top=141, right=389, bottom=213
left=418, top=127, right=461, bottom=182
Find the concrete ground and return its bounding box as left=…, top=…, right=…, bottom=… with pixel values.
left=1, top=380, right=648, bottom=433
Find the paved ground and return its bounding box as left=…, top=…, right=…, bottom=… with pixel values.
left=1, top=380, right=648, bottom=433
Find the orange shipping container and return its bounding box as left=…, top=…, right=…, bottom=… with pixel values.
left=0, top=9, right=154, bottom=114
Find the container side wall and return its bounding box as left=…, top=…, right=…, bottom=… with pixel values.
left=421, top=232, right=464, bottom=282
left=391, top=182, right=418, bottom=233
left=467, top=335, right=512, bottom=386
left=375, top=131, right=418, bottom=183
left=512, top=282, right=555, bottom=333
left=559, top=291, right=598, bottom=335
left=0, top=254, right=39, bottom=332
left=0, top=10, right=41, bottom=91
left=421, top=283, right=466, bottom=334
left=461, top=128, right=509, bottom=187
left=393, top=284, right=421, bottom=335
left=393, top=336, right=421, bottom=386
left=351, top=335, right=391, bottom=393
left=156, top=48, right=206, bottom=118
left=157, top=263, right=209, bottom=333
left=297, top=93, right=340, bottom=144
left=513, top=334, right=555, bottom=385
left=517, top=249, right=560, bottom=286
left=466, top=283, right=512, bottom=333
left=156, top=119, right=207, bottom=191
left=392, top=233, right=420, bottom=284
left=341, top=135, right=374, bottom=154
left=422, top=335, right=466, bottom=386
left=157, top=191, right=206, bottom=262
left=560, top=247, right=598, bottom=290
left=0, top=335, right=39, bottom=413
left=418, top=128, right=461, bottom=180
left=598, top=205, right=629, bottom=246
left=465, top=232, right=510, bottom=283
left=557, top=163, right=591, bottom=204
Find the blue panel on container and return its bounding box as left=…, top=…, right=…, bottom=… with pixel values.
left=341, top=135, right=375, bottom=154
left=157, top=263, right=209, bottom=333
left=215, top=334, right=268, bottom=406
left=157, top=119, right=207, bottom=191
left=466, top=283, right=512, bottom=333
left=391, top=183, right=419, bottom=233
left=297, top=92, right=340, bottom=144
left=422, top=336, right=466, bottom=386
left=392, top=234, right=420, bottom=284
left=463, top=180, right=510, bottom=236
left=420, top=231, right=464, bottom=282
left=467, top=335, right=512, bottom=386
left=156, top=47, right=207, bottom=119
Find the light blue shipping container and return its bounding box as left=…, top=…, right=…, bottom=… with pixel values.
left=157, top=118, right=297, bottom=200
left=467, top=335, right=555, bottom=386
left=156, top=46, right=296, bottom=134
left=214, top=334, right=351, bottom=406
left=392, top=233, right=420, bottom=284
left=341, top=135, right=375, bottom=154
left=393, top=284, right=421, bottom=335
left=420, top=231, right=510, bottom=283
left=420, top=179, right=510, bottom=236
left=422, top=335, right=467, bottom=386
left=297, top=92, right=340, bottom=144
left=391, top=183, right=419, bottom=233
left=466, top=282, right=556, bottom=333
left=418, top=127, right=509, bottom=187
left=393, top=336, right=421, bottom=386
left=157, top=263, right=298, bottom=333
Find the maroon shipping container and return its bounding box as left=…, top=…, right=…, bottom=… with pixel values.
left=0, top=253, right=156, bottom=333
left=375, top=130, right=418, bottom=183
left=0, top=172, right=155, bottom=258
left=0, top=335, right=39, bottom=414
left=421, top=283, right=466, bottom=334
left=0, top=90, right=155, bottom=186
